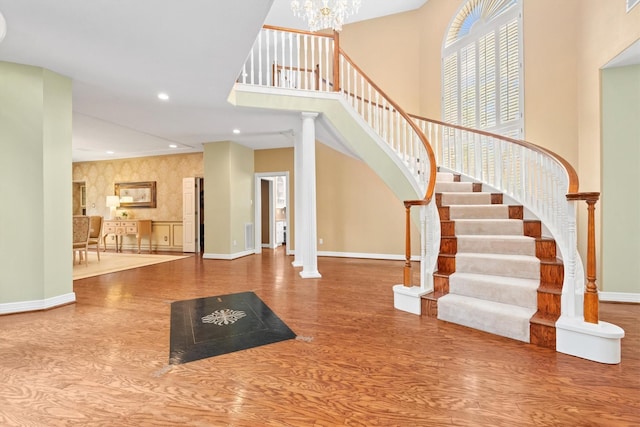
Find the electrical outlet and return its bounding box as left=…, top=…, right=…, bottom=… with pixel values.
left=319, top=238, right=323, bottom=245
left=233, top=240, right=237, bottom=246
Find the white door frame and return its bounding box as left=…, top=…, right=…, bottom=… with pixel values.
left=254, top=171, right=290, bottom=255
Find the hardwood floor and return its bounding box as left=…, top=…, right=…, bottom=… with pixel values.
left=1, top=248, right=638, bottom=426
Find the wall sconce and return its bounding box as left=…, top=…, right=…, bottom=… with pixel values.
left=105, top=195, right=120, bottom=219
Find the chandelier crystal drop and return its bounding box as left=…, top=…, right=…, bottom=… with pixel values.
left=291, top=0, right=362, bottom=32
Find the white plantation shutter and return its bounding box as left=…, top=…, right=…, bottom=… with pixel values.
left=442, top=0, right=522, bottom=138
left=460, top=43, right=477, bottom=128
left=498, top=18, right=519, bottom=125
left=443, top=53, right=458, bottom=124
left=478, top=31, right=497, bottom=128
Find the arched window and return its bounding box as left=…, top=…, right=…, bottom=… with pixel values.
left=442, top=0, right=523, bottom=138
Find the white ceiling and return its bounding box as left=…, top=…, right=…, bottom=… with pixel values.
left=0, top=0, right=427, bottom=162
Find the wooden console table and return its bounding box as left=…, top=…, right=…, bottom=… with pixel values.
left=103, top=220, right=152, bottom=253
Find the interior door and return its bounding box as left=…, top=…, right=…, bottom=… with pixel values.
left=182, top=177, right=197, bottom=252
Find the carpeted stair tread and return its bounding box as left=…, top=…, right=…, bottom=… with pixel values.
left=455, top=252, right=540, bottom=280
left=454, top=219, right=523, bottom=235
left=437, top=294, right=536, bottom=342
left=449, top=272, right=538, bottom=309
left=457, top=235, right=536, bottom=255
left=435, top=182, right=474, bottom=193
left=436, top=172, right=455, bottom=182
left=440, top=192, right=492, bottom=206
left=449, top=204, right=509, bottom=219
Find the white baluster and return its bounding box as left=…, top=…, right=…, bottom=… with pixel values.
left=257, top=31, right=263, bottom=86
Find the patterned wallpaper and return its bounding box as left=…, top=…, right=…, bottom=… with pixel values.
left=73, top=153, right=203, bottom=221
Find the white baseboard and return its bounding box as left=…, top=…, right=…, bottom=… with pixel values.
left=0, top=292, right=76, bottom=315
left=317, top=251, right=418, bottom=261
left=203, top=250, right=254, bottom=260
left=599, top=292, right=640, bottom=303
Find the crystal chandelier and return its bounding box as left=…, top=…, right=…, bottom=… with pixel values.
left=291, top=0, right=362, bottom=32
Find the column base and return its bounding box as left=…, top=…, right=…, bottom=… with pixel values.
left=393, top=284, right=428, bottom=315
left=300, top=270, right=321, bottom=279
left=556, top=315, right=625, bottom=364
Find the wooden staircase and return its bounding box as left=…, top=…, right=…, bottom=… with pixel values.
left=422, top=171, right=562, bottom=348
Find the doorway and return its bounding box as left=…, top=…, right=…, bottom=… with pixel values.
left=183, top=177, right=204, bottom=253
left=72, top=181, right=86, bottom=215
left=254, top=172, right=289, bottom=255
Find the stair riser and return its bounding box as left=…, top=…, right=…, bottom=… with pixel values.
left=437, top=255, right=455, bottom=274
left=536, top=290, right=561, bottom=317
left=540, top=262, right=564, bottom=287
left=536, top=239, right=557, bottom=259
left=530, top=323, right=556, bottom=349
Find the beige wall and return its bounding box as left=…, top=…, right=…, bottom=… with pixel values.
left=523, top=0, right=580, bottom=163
left=316, top=143, right=418, bottom=256
left=340, top=10, right=422, bottom=113
left=72, top=153, right=203, bottom=221
left=0, top=62, right=72, bottom=305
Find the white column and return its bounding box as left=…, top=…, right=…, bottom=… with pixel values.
left=292, top=129, right=303, bottom=267
left=299, top=112, right=321, bottom=278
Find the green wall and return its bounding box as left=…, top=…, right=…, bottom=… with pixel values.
left=0, top=62, right=73, bottom=306
left=203, top=141, right=254, bottom=256
left=602, top=64, right=640, bottom=295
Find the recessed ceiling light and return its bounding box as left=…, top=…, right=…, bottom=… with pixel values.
left=169, top=144, right=178, bottom=148
left=106, top=151, right=114, bottom=154
left=233, top=129, right=241, bottom=134
left=157, top=92, right=170, bottom=101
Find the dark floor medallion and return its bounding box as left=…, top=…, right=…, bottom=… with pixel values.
left=169, top=291, right=296, bottom=364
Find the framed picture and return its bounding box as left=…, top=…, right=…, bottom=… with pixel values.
left=114, top=181, right=157, bottom=208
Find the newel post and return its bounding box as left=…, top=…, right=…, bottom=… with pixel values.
left=567, top=192, right=600, bottom=324
left=333, top=30, right=340, bottom=92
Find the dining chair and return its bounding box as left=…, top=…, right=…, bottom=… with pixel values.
left=87, top=215, right=103, bottom=261
left=73, top=215, right=91, bottom=266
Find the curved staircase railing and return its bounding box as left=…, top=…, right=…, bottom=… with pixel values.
left=236, top=25, right=610, bottom=336
left=410, top=115, right=601, bottom=323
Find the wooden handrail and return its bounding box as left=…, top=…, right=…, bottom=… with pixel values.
left=262, top=25, right=335, bottom=38
left=332, top=30, right=340, bottom=92
left=410, top=114, right=580, bottom=194
left=567, top=192, right=600, bottom=324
